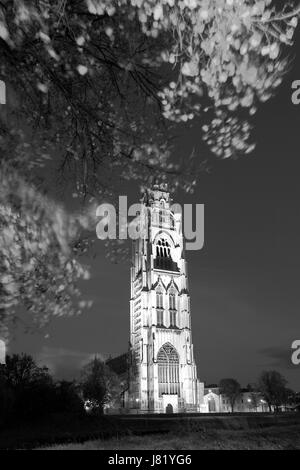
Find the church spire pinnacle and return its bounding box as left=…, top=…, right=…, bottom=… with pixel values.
left=143, top=182, right=172, bottom=208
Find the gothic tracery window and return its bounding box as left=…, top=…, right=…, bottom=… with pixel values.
left=170, top=310, right=176, bottom=327
left=157, top=309, right=164, bottom=325
left=157, top=343, right=180, bottom=396
left=156, top=287, right=164, bottom=325
left=156, top=287, right=163, bottom=308
left=169, top=291, right=176, bottom=310
left=169, top=289, right=177, bottom=327
left=155, top=237, right=178, bottom=272
left=156, top=238, right=171, bottom=258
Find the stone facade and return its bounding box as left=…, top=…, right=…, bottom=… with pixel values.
left=126, top=185, right=204, bottom=413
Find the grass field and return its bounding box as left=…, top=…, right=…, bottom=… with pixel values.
left=40, top=424, right=300, bottom=450
left=1, top=413, right=299, bottom=450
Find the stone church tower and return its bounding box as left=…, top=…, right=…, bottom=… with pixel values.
left=126, top=184, right=204, bottom=413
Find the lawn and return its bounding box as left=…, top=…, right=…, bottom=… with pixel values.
left=1, top=413, right=299, bottom=450
left=40, top=424, right=300, bottom=450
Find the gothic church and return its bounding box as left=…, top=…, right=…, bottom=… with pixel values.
left=125, top=185, right=204, bottom=413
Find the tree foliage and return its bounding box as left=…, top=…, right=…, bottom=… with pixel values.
left=2, top=353, right=50, bottom=388
left=80, top=357, right=123, bottom=412
left=0, top=153, right=92, bottom=336
left=257, top=370, right=289, bottom=412
left=219, top=377, right=241, bottom=412
left=0, top=354, right=83, bottom=422
left=0, top=353, right=54, bottom=419
left=52, top=380, right=83, bottom=413
left=0, top=0, right=299, bottom=197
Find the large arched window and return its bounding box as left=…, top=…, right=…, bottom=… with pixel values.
left=157, top=343, right=180, bottom=396
left=155, top=237, right=178, bottom=272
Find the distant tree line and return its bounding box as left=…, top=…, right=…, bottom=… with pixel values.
left=219, top=372, right=300, bottom=413
left=0, top=353, right=299, bottom=426
left=0, top=354, right=123, bottom=426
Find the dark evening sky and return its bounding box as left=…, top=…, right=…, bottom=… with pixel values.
left=9, top=31, right=300, bottom=392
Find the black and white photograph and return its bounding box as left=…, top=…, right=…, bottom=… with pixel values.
left=0, top=0, right=300, bottom=456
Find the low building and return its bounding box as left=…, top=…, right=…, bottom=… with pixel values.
left=203, top=385, right=270, bottom=413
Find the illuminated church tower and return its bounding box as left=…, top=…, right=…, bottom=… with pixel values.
left=127, top=184, right=204, bottom=413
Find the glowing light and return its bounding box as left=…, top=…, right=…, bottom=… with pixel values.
left=0, top=340, right=5, bottom=364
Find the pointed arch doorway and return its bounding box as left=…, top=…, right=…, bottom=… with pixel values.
left=166, top=403, right=173, bottom=414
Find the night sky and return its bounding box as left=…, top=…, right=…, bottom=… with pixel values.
left=8, top=31, right=300, bottom=392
